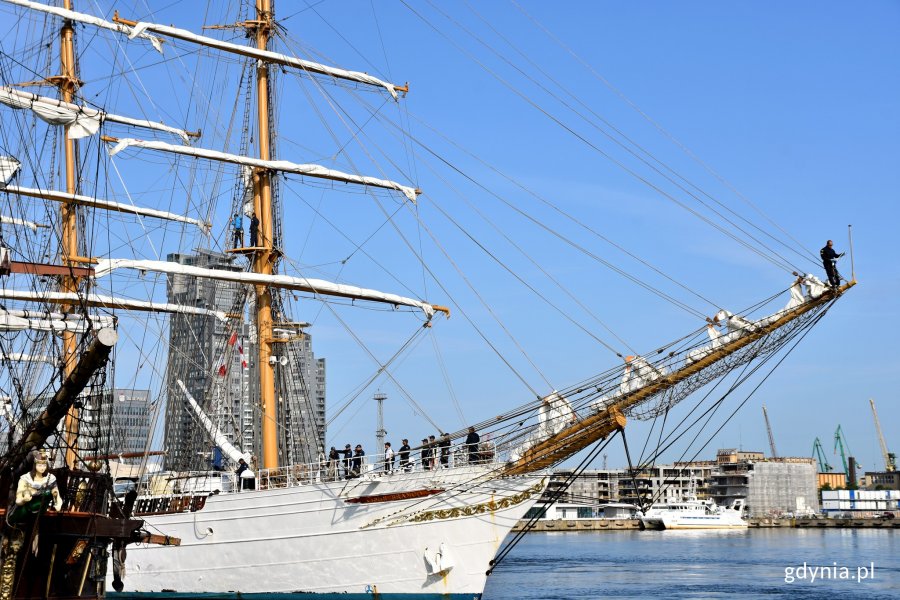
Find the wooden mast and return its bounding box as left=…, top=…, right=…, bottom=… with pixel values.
left=251, top=0, right=278, bottom=469
left=58, top=0, right=81, bottom=469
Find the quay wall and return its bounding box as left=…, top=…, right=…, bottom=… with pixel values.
left=513, top=518, right=900, bottom=532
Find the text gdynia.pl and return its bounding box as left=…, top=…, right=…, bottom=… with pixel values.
left=784, top=562, right=875, bottom=583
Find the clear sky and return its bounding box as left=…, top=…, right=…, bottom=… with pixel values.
left=3, top=1, right=896, bottom=474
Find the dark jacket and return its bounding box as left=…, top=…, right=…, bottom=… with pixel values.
left=351, top=449, right=365, bottom=475
left=820, top=245, right=839, bottom=262
left=398, top=444, right=411, bottom=464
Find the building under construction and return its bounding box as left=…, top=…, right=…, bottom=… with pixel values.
left=542, top=448, right=818, bottom=517
left=710, top=455, right=818, bottom=517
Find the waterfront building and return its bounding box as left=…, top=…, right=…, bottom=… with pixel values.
left=106, top=388, right=153, bottom=457
left=862, top=471, right=900, bottom=491
left=542, top=463, right=714, bottom=507
left=821, top=489, right=900, bottom=516
left=817, top=472, right=847, bottom=490
left=541, top=448, right=817, bottom=517
left=10, top=388, right=152, bottom=460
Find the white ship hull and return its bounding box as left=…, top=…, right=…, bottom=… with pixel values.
left=639, top=499, right=747, bottom=531
left=640, top=515, right=748, bottom=530
left=113, top=466, right=547, bottom=598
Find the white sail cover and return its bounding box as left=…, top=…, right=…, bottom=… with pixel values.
left=0, top=156, right=20, bottom=185
left=94, top=258, right=439, bottom=318
left=3, top=0, right=163, bottom=52
left=177, top=379, right=251, bottom=465
left=108, top=138, right=419, bottom=203
left=4, top=0, right=400, bottom=99
left=0, top=86, right=190, bottom=142
left=0, top=308, right=115, bottom=333
left=0, top=215, right=42, bottom=231
left=3, top=353, right=53, bottom=363
left=124, top=22, right=401, bottom=99
left=0, top=290, right=227, bottom=322
left=5, top=186, right=210, bottom=232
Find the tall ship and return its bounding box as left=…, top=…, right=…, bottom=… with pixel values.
left=0, top=1, right=854, bottom=598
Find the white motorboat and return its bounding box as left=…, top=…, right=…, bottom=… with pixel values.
left=640, top=498, right=747, bottom=530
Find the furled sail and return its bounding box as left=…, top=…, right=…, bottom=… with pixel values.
left=0, top=86, right=191, bottom=142
left=93, top=258, right=445, bottom=318
left=107, top=138, right=420, bottom=203
left=0, top=290, right=228, bottom=322
left=2, top=0, right=164, bottom=52
left=0, top=308, right=115, bottom=333
left=176, top=379, right=251, bottom=465
left=0, top=215, right=43, bottom=231
left=4, top=0, right=402, bottom=98
left=5, top=186, right=211, bottom=232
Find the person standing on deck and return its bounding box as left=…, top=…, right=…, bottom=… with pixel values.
left=398, top=439, right=411, bottom=471
left=428, top=435, right=438, bottom=469
left=439, top=433, right=451, bottom=468
left=820, top=240, right=844, bottom=288
left=421, top=438, right=432, bottom=471
left=342, top=444, right=353, bottom=479
left=327, top=446, right=339, bottom=481
left=231, top=212, right=244, bottom=248
left=351, top=445, right=365, bottom=478
left=383, top=442, right=395, bottom=473
left=465, top=427, right=481, bottom=465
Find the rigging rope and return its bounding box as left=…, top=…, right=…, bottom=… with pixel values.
left=509, top=0, right=821, bottom=269
left=400, top=0, right=802, bottom=276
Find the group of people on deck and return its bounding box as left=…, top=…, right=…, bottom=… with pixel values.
left=324, top=444, right=368, bottom=479
left=320, top=428, right=485, bottom=480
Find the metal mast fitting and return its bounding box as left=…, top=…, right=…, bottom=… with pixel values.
left=374, top=392, right=387, bottom=452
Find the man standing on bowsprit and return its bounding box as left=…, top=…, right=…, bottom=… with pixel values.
left=820, top=240, right=844, bottom=288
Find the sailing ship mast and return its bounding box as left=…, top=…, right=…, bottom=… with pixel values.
left=101, top=0, right=435, bottom=469
left=251, top=0, right=278, bottom=469
left=57, top=0, right=81, bottom=468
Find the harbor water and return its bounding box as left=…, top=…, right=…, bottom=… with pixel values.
left=483, top=529, right=899, bottom=599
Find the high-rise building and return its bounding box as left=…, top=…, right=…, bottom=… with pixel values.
left=11, top=387, right=151, bottom=460
left=163, top=250, right=325, bottom=470
left=107, top=388, right=153, bottom=457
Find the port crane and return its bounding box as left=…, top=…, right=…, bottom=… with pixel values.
left=869, top=398, right=896, bottom=472
left=762, top=404, right=778, bottom=458
left=834, top=425, right=854, bottom=486
left=812, top=437, right=832, bottom=472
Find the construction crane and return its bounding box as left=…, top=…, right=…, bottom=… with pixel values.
left=812, top=437, right=832, bottom=472
left=870, top=398, right=896, bottom=472
left=762, top=404, right=778, bottom=458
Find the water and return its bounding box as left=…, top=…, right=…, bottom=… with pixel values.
left=483, top=529, right=899, bottom=599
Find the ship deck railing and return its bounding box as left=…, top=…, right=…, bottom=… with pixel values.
left=130, top=440, right=502, bottom=500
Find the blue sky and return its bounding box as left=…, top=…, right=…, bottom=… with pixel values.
left=4, top=1, right=896, bottom=473
left=284, top=0, right=899, bottom=471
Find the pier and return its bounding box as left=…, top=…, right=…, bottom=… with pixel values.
left=513, top=517, right=900, bottom=532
